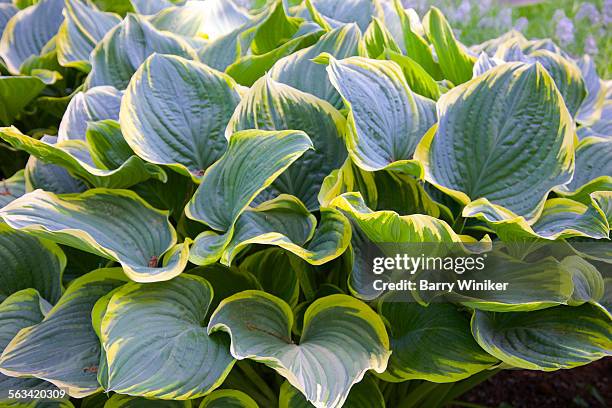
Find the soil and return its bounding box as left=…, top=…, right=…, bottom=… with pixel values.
left=454, top=358, right=611, bottom=408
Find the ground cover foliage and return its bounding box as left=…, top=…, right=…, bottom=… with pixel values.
left=0, top=0, right=610, bottom=407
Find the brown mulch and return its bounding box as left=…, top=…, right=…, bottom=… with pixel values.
left=454, top=358, right=611, bottom=408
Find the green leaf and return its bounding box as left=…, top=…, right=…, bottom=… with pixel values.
left=86, top=120, right=134, bottom=170
left=269, top=24, right=362, bottom=109
left=0, top=269, right=128, bottom=397
left=561, top=256, right=605, bottom=306
left=186, top=129, right=312, bottom=232
left=104, top=394, right=191, bottom=408
left=422, top=6, right=475, bottom=85
left=385, top=49, right=441, bottom=100
left=0, top=126, right=167, bottom=189
left=279, top=375, right=384, bottom=408
left=464, top=197, right=610, bottom=241
left=209, top=291, right=390, bottom=408
left=591, top=191, right=612, bottom=227
left=391, top=1, right=442, bottom=80
left=0, top=189, right=189, bottom=282
left=120, top=53, right=240, bottom=181
left=227, top=76, right=346, bottom=209
left=251, top=0, right=301, bottom=55
left=0, top=223, right=65, bottom=303
left=200, top=389, right=258, bottom=408
left=189, top=264, right=260, bottom=316
left=85, top=14, right=197, bottom=89
left=91, top=0, right=134, bottom=15
left=0, top=169, right=25, bottom=207
left=378, top=301, right=496, bottom=382
left=362, top=17, right=400, bottom=59
left=415, top=62, right=575, bottom=222
left=57, top=0, right=121, bottom=71
left=0, top=74, right=53, bottom=125
left=0, top=0, right=64, bottom=74
left=58, top=86, right=123, bottom=142
left=472, top=303, right=612, bottom=370
left=226, top=25, right=323, bottom=87
left=100, top=275, right=234, bottom=399
left=0, top=289, right=55, bottom=402
left=220, top=195, right=350, bottom=266
left=241, top=248, right=300, bottom=309
left=556, top=137, right=612, bottom=199
left=323, top=55, right=436, bottom=172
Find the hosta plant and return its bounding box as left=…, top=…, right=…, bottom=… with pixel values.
left=0, top=0, right=610, bottom=408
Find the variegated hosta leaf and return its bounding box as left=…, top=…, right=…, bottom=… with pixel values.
left=472, top=304, right=612, bottom=370
left=423, top=6, right=475, bottom=86
left=556, top=136, right=612, bottom=199
left=0, top=223, right=65, bottom=303
left=85, top=14, right=197, bottom=89
left=0, top=126, right=167, bottom=189
left=198, top=15, right=263, bottom=72
left=121, top=53, right=241, bottom=181
left=434, top=255, right=574, bottom=312
left=385, top=49, right=441, bottom=101
left=391, top=1, right=442, bottom=81
left=279, top=376, right=384, bottom=408
left=221, top=195, right=351, bottom=266
left=57, top=0, right=121, bottom=71
left=561, top=256, right=605, bottom=306
left=0, top=0, right=64, bottom=74
left=362, top=17, right=400, bottom=59
left=0, top=269, right=128, bottom=397
left=208, top=291, right=390, bottom=408
left=25, top=144, right=88, bottom=195
left=103, top=394, right=191, bottom=408
left=0, top=289, right=57, bottom=403
left=529, top=50, right=586, bottom=117
left=322, top=55, right=436, bottom=172
left=330, top=192, right=480, bottom=300
left=379, top=301, right=497, bottom=382
left=225, top=23, right=323, bottom=87
left=269, top=24, right=362, bottom=109
left=576, top=55, right=605, bottom=124
left=58, top=86, right=123, bottom=142
left=591, top=191, right=612, bottom=227
left=415, top=62, right=575, bottom=222
left=464, top=197, right=610, bottom=241
left=156, top=0, right=249, bottom=40
left=99, top=275, right=234, bottom=399
left=130, top=0, right=174, bottom=15
left=0, top=189, right=189, bottom=282
left=226, top=76, right=346, bottom=209
left=0, top=4, right=17, bottom=35
left=241, top=248, right=300, bottom=309
left=472, top=52, right=501, bottom=77
left=0, top=72, right=57, bottom=125
left=309, top=0, right=379, bottom=31
left=318, top=158, right=377, bottom=209
left=0, top=169, right=25, bottom=207
left=86, top=120, right=133, bottom=169
left=200, top=389, right=258, bottom=408
left=186, top=129, right=312, bottom=232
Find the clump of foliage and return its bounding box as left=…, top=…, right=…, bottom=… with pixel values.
left=0, top=1, right=610, bottom=408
